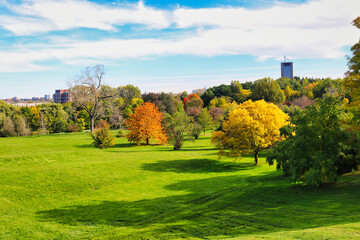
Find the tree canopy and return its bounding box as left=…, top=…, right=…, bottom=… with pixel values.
left=211, top=100, right=289, bottom=165
left=126, top=102, right=168, bottom=145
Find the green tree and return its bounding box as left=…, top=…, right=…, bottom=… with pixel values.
left=267, top=96, right=358, bottom=187
left=164, top=111, right=192, bottom=150
left=13, top=115, right=29, bottom=136
left=198, top=108, right=213, bottom=134
left=117, top=84, right=141, bottom=106
left=346, top=17, right=360, bottom=76
left=251, top=77, right=285, bottom=104
left=1, top=117, right=16, bottom=137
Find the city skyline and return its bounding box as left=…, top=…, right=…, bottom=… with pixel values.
left=0, top=0, right=359, bottom=98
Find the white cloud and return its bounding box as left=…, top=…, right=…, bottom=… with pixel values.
left=0, top=0, right=170, bottom=35
left=0, top=0, right=358, bottom=72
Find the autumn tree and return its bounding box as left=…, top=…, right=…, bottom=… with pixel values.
left=184, top=94, right=203, bottom=119
left=70, top=64, right=113, bottom=132
left=211, top=100, right=289, bottom=165
left=126, top=102, right=167, bottom=145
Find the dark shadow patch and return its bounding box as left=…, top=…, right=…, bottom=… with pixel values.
left=142, top=159, right=254, bottom=173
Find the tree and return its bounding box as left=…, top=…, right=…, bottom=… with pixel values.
left=211, top=100, right=289, bottom=165
left=1, top=117, right=16, bottom=137
left=184, top=94, right=203, bottom=119
left=117, top=84, right=141, bottom=106
left=346, top=17, right=360, bottom=77
left=70, top=64, right=113, bottom=132
left=13, top=115, right=29, bottom=136
left=251, top=77, right=285, bottom=104
left=267, top=96, right=358, bottom=187
left=198, top=108, right=213, bottom=134
left=189, top=121, right=202, bottom=140
left=126, top=102, right=167, bottom=145
left=164, top=111, right=192, bottom=150
left=92, top=120, right=115, bottom=149
left=142, top=92, right=179, bottom=115
left=343, top=17, right=360, bottom=129
left=123, top=98, right=144, bottom=119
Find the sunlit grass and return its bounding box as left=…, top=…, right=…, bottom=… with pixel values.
left=0, top=132, right=359, bottom=239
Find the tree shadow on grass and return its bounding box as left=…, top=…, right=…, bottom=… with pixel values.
left=74, top=144, right=94, bottom=149
left=142, top=159, right=254, bottom=173
left=36, top=172, right=360, bottom=239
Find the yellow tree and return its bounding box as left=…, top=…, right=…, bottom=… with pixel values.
left=126, top=102, right=168, bottom=145
left=211, top=100, right=289, bottom=165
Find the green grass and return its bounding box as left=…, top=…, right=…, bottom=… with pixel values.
left=0, top=132, right=359, bottom=239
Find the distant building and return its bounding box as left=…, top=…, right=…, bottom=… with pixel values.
left=12, top=102, right=44, bottom=107
left=53, top=89, right=70, bottom=103
left=281, top=59, right=293, bottom=79
left=44, top=94, right=51, bottom=101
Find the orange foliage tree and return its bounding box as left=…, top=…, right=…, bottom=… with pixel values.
left=125, top=102, right=168, bottom=145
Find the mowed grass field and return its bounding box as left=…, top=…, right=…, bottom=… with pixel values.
left=0, top=132, right=359, bottom=240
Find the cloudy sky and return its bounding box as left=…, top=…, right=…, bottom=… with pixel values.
left=0, top=0, right=359, bottom=98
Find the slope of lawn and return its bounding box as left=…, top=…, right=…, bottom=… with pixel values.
left=0, top=132, right=359, bottom=239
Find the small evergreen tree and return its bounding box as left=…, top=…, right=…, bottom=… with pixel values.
left=92, top=121, right=115, bottom=149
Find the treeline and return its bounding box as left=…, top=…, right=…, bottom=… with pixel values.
left=0, top=75, right=348, bottom=138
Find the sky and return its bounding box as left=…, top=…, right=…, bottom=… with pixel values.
left=0, top=0, right=359, bottom=98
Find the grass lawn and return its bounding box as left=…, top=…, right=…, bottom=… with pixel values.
left=0, top=132, right=359, bottom=239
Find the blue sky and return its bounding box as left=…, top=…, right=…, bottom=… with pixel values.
left=0, top=0, right=359, bottom=98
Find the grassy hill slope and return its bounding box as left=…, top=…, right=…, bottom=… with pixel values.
left=0, top=132, right=359, bottom=239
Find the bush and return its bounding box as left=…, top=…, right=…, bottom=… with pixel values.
left=116, top=129, right=126, bottom=138
left=52, top=118, right=68, bottom=133
left=91, top=123, right=115, bottom=149
left=76, top=118, right=85, bottom=132
left=96, top=119, right=110, bottom=129
left=66, top=124, right=79, bottom=133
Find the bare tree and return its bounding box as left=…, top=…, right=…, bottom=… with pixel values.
left=70, top=64, right=113, bottom=132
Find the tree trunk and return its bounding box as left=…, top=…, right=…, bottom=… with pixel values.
left=90, top=117, right=95, bottom=133
left=254, top=151, right=259, bottom=166
left=146, top=138, right=149, bottom=145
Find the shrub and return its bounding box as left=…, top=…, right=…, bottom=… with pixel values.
left=66, top=124, right=79, bottom=132
left=96, top=119, right=110, bottom=129
left=52, top=118, right=68, bottom=133
left=116, top=129, right=126, bottom=138
left=91, top=123, right=115, bottom=149
left=76, top=118, right=85, bottom=132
